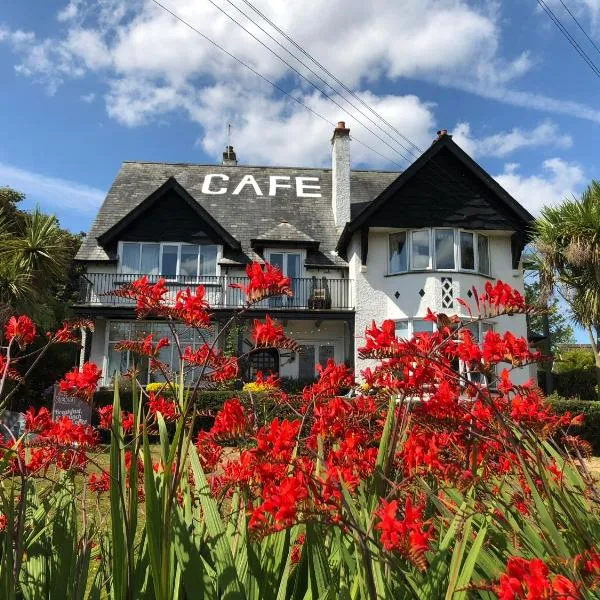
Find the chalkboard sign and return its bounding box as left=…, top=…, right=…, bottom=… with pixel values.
left=52, top=385, right=92, bottom=425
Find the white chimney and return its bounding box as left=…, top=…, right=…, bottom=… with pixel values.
left=331, top=121, right=350, bottom=229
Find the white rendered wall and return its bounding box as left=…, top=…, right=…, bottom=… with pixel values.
left=349, top=229, right=534, bottom=385
left=88, top=317, right=108, bottom=383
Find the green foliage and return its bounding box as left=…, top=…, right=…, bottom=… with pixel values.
left=525, top=281, right=574, bottom=349
left=551, top=349, right=598, bottom=400
left=554, top=348, right=596, bottom=373
left=547, top=395, right=600, bottom=454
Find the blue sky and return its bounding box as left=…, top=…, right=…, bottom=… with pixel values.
left=1, top=0, right=600, bottom=340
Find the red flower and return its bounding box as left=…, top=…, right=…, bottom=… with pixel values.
left=495, top=557, right=579, bottom=600
left=88, top=471, right=110, bottom=493
left=174, top=286, right=211, bottom=328
left=24, top=407, right=52, bottom=434
left=97, top=405, right=113, bottom=430
left=112, top=276, right=169, bottom=315
left=231, top=261, right=293, bottom=303
left=375, top=497, right=432, bottom=567
left=5, top=315, right=36, bottom=348
left=210, top=398, right=248, bottom=439
left=251, top=315, right=298, bottom=350
left=147, top=393, right=179, bottom=422
left=59, top=362, right=102, bottom=402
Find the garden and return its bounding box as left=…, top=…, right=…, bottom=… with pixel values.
left=0, top=260, right=598, bottom=600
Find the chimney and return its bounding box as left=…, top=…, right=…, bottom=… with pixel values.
left=222, top=145, right=238, bottom=166
left=331, top=121, right=350, bottom=229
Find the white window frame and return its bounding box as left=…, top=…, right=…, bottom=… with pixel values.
left=295, top=340, right=339, bottom=379
left=118, top=241, right=222, bottom=279
left=265, top=248, right=306, bottom=278
left=433, top=228, right=457, bottom=271
left=387, top=229, right=492, bottom=277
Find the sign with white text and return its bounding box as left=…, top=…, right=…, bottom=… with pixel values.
left=52, top=385, right=92, bottom=425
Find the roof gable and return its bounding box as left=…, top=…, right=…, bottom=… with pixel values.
left=337, top=135, right=534, bottom=255
left=97, top=177, right=240, bottom=250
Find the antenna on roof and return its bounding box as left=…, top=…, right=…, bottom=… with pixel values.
left=222, top=123, right=238, bottom=166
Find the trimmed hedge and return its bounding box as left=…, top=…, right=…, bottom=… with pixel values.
left=547, top=396, right=600, bottom=455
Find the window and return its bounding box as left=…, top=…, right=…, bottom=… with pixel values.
left=268, top=251, right=303, bottom=307
left=434, top=229, right=455, bottom=270
left=388, top=229, right=492, bottom=276
left=460, top=231, right=475, bottom=271
left=389, top=232, right=408, bottom=274
left=394, top=318, right=435, bottom=338
left=478, top=234, right=490, bottom=276
left=106, top=320, right=213, bottom=385
left=119, top=242, right=219, bottom=277
left=249, top=348, right=279, bottom=379
left=411, top=230, right=431, bottom=270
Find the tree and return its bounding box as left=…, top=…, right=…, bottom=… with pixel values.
left=0, top=187, right=84, bottom=409
left=0, top=187, right=83, bottom=330
left=534, top=180, right=600, bottom=397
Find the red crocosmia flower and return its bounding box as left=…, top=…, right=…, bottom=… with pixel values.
left=111, top=276, right=169, bottom=315
left=24, top=407, right=52, bottom=434
left=230, top=261, right=293, bottom=303
left=174, top=286, right=211, bottom=328
left=122, top=412, right=135, bottom=434
left=359, top=319, right=399, bottom=357
left=211, top=398, right=248, bottom=439
left=5, top=315, right=36, bottom=348
left=251, top=315, right=298, bottom=350
left=195, top=431, right=223, bottom=472
left=375, top=497, right=432, bottom=568
left=88, top=471, right=110, bottom=493
left=495, top=557, right=579, bottom=600
left=59, top=362, right=102, bottom=402
left=97, top=405, right=113, bottom=430
left=147, top=393, right=179, bottom=422
left=291, top=533, right=305, bottom=564
left=0, top=514, right=6, bottom=532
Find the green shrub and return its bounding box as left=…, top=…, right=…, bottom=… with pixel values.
left=553, top=348, right=598, bottom=399
left=547, top=394, right=600, bottom=454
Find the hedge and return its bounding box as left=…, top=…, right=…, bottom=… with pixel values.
left=547, top=396, right=600, bottom=455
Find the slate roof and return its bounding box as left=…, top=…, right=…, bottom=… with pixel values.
left=76, top=162, right=400, bottom=268
left=253, top=221, right=317, bottom=244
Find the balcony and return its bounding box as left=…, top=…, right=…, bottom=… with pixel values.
left=76, top=273, right=354, bottom=311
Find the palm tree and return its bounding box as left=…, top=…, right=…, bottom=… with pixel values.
left=0, top=207, right=74, bottom=330
left=534, top=180, right=600, bottom=397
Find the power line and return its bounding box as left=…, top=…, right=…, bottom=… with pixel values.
left=556, top=0, right=600, bottom=59
left=148, top=0, right=404, bottom=168
left=203, top=0, right=415, bottom=165
left=236, top=0, right=424, bottom=157
left=536, top=0, right=600, bottom=79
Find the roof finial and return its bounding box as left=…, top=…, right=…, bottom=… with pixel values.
left=222, top=123, right=238, bottom=166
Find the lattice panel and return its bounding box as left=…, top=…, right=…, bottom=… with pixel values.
left=441, top=277, right=453, bottom=309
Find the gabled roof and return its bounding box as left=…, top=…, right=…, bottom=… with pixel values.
left=252, top=220, right=318, bottom=250
left=97, top=177, right=240, bottom=250
left=75, top=162, right=398, bottom=266
left=336, top=134, right=534, bottom=255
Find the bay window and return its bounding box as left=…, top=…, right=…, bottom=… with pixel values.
left=388, top=228, right=491, bottom=276
left=119, top=242, right=219, bottom=278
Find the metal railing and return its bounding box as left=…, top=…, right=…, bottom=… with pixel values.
left=77, top=273, right=354, bottom=310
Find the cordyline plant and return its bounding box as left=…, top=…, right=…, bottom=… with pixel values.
left=0, top=263, right=598, bottom=599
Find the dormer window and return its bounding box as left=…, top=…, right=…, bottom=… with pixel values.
left=119, top=242, right=219, bottom=277
left=388, top=228, right=490, bottom=276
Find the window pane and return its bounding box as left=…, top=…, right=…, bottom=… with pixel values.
left=478, top=234, right=490, bottom=275
left=460, top=232, right=475, bottom=270
left=318, top=344, right=334, bottom=368
left=162, top=245, right=178, bottom=277
left=180, top=245, right=199, bottom=277
left=286, top=253, right=301, bottom=279
left=464, top=321, right=479, bottom=342
left=389, top=232, right=408, bottom=273
left=411, top=230, right=430, bottom=270
left=109, top=321, right=131, bottom=342
left=395, top=320, right=409, bottom=339
left=107, top=344, right=129, bottom=382
left=199, top=245, right=218, bottom=276
left=121, top=243, right=140, bottom=274
left=298, top=345, right=316, bottom=379
left=413, top=319, right=434, bottom=334
left=141, top=243, right=160, bottom=275
left=434, top=229, right=455, bottom=269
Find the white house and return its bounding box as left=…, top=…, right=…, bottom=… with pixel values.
left=73, top=124, right=534, bottom=386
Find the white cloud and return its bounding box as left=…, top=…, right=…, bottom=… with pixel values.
left=0, top=162, right=105, bottom=215
left=80, top=92, right=96, bottom=103
left=452, top=120, right=572, bottom=157
left=494, top=158, right=585, bottom=215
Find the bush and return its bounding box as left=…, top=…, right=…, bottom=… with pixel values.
left=547, top=394, right=600, bottom=454
left=553, top=348, right=598, bottom=399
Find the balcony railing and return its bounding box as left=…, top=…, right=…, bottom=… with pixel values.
left=77, top=273, right=354, bottom=310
